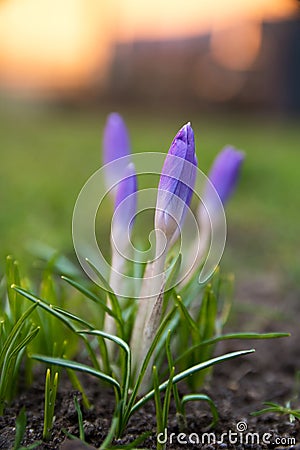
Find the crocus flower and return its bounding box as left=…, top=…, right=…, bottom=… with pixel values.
left=131, top=123, right=197, bottom=391
left=155, top=122, right=197, bottom=249
left=102, top=112, right=131, bottom=191
left=207, top=146, right=244, bottom=205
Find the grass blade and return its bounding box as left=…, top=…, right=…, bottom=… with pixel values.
left=165, top=331, right=183, bottom=418
left=0, top=302, right=38, bottom=368
left=175, top=294, right=199, bottom=339
left=153, top=366, right=163, bottom=433
left=130, top=349, right=255, bottom=415
left=61, top=276, right=121, bottom=325
left=85, top=258, right=123, bottom=324
left=12, top=285, right=101, bottom=371
left=9, top=326, right=40, bottom=360
left=162, top=366, right=175, bottom=430
left=78, top=330, right=131, bottom=413
left=181, top=394, right=218, bottom=428
left=174, top=332, right=290, bottom=366
left=12, top=286, right=78, bottom=333
left=13, top=407, right=27, bottom=450
left=74, top=396, right=85, bottom=441
left=31, top=354, right=121, bottom=398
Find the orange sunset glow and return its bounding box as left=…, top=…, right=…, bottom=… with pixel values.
left=0, top=0, right=297, bottom=92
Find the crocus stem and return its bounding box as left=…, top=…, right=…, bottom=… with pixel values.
left=140, top=231, right=166, bottom=330
left=129, top=261, right=154, bottom=371
left=130, top=230, right=167, bottom=391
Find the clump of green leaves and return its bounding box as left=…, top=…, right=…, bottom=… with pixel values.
left=0, top=256, right=40, bottom=415
left=43, top=368, right=59, bottom=440
left=8, top=254, right=288, bottom=445
left=0, top=247, right=290, bottom=449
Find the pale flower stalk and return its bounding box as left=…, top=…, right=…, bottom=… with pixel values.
left=104, top=162, right=137, bottom=343
left=109, top=162, right=137, bottom=294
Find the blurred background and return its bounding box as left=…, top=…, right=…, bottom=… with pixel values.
left=0, top=0, right=299, bottom=291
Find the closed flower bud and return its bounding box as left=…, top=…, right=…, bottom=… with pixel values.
left=103, top=112, right=131, bottom=191
left=207, top=146, right=244, bottom=206
left=155, top=122, right=197, bottom=249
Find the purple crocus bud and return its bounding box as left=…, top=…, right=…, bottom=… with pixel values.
left=155, top=123, right=197, bottom=248
left=102, top=112, right=131, bottom=191
left=208, top=146, right=244, bottom=205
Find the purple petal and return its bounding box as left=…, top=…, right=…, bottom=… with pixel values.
left=102, top=113, right=132, bottom=192
left=156, top=123, right=197, bottom=239
left=208, top=146, right=244, bottom=205
left=103, top=113, right=131, bottom=165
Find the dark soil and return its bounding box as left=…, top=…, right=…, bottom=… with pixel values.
left=1, top=275, right=300, bottom=450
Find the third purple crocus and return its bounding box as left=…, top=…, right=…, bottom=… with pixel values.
left=207, top=146, right=244, bottom=206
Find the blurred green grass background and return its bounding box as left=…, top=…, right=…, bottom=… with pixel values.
left=1, top=105, right=299, bottom=285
